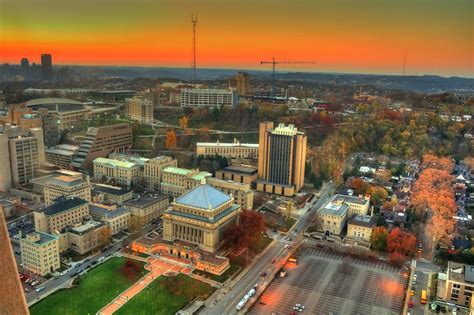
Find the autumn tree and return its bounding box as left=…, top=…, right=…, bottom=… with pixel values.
left=370, top=226, right=388, bottom=251
left=222, top=210, right=265, bottom=251
left=100, top=226, right=112, bottom=247
left=346, top=177, right=370, bottom=195
left=165, top=129, right=177, bottom=149
left=387, top=227, right=417, bottom=257
left=369, top=186, right=388, bottom=208
left=179, top=116, right=189, bottom=129
left=120, top=259, right=142, bottom=282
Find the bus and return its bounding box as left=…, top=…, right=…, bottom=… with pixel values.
left=421, top=290, right=427, bottom=304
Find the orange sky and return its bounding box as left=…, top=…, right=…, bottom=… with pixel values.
left=1, top=0, right=472, bottom=76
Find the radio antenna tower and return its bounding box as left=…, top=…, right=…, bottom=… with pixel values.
left=191, top=14, right=198, bottom=82
left=403, top=54, right=407, bottom=77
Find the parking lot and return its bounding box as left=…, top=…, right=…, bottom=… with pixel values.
left=249, top=245, right=407, bottom=315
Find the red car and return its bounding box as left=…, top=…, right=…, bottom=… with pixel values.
left=408, top=300, right=414, bottom=308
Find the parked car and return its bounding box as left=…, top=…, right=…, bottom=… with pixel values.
left=35, top=286, right=45, bottom=292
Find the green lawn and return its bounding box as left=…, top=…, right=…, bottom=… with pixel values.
left=282, top=217, right=297, bottom=232
left=193, top=262, right=241, bottom=283
left=115, top=274, right=214, bottom=315
left=30, top=257, right=146, bottom=315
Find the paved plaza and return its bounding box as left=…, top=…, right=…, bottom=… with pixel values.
left=250, top=245, right=407, bottom=315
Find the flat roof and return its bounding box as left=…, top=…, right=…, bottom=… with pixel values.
left=43, top=197, right=88, bottom=216
left=336, top=194, right=370, bottom=206
left=124, top=194, right=168, bottom=208
left=22, top=232, right=57, bottom=245
left=319, top=195, right=349, bottom=217
left=348, top=214, right=376, bottom=228
left=219, top=165, right=258, bottom=175
left=93, top=157, right=138, bottom=169
left=69, top=220, right=103, bottom=234
left=163, top=167, right=194, bottom=176
left=196, top=142, right=258, bottom=148
left=89, top=204, right=130, bottom=218
left=92, top=184, right=132, bottom=196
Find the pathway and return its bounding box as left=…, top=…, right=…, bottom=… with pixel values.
left=97, top=258, right=184, bottom=315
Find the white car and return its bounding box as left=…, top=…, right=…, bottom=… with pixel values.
left=98, top=257, right=105, bottom=262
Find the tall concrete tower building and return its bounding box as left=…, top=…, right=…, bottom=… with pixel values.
left=41, top=54, right=53, bottom=81
left=256, top=122, right=307, bottom=196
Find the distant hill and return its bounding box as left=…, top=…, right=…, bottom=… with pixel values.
left=68, top=66, right=473, bottom=93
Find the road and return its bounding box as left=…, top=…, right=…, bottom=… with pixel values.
left=201, top=182, right=335, bottom=315
left=25, top=241, right=123, bottom=305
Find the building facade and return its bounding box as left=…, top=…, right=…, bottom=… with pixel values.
left=92, top=184, right=133, bottom=205
left=20, top=232, right=60, bottom=276
left=438, top=262, right=474, bottom=310
left=181, top=88, right=239, bottom=108
left=71, top=123, right=133, bottom=172
left=40, top=54, right=53, bottom=81
left=123, top=194, right=169, bottom=225
left=144, top=156, right=178, bottom=191
left=45, top=144, right=79, bottom=169
left=89, top=203, right=130, bottom=235
left=93, top=157, right=141, bottom=188
left=125, top=96, right=154, bottom=124
left=318, top=195, right=349, bottom=235
left=196, top=139, right=258, bottom=159
left=163, top=184, right=241, bottom=253
left=43, top=171, right=91, bottom=206
left=161, top=167, right=211, bottom=197
left=67, top=220, right=108, bottom=255
left=256, top=122, right=307, bottom=196
left=34, top=197, right=89, bottom=233
left=206, top=177, right=254, bottom=210
left=215, top=165, right=258, bottom=184
left=347, top=214, right=376, bottom=243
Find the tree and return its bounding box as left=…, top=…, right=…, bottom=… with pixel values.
left=120, top=259, right=142, bottom=282
left=346, top=177, right=370, bottom=195
left=369, top=186, right=388, bottom=208
left=223, top=210, right=265, bottom=251
left=165, top=129, right=177, bottom=149
left=387, top=227, right=416, bottom=257
left=179, top=116, right=189, bottom=129
left=388, top=251, right=406, bottom=267
left=370, top=226, right=388, bottom=251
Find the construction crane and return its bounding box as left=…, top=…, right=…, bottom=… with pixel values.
left=260, top=57, right=316, bottom=98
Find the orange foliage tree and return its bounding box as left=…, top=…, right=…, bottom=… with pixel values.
left=165, top=129, right=177, bottom=149
left=387, top=227, right=417, bottom=257
left=411, top=154, right=456, bottom=245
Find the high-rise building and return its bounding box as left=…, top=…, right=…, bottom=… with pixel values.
left=20, top=58, right=29, bottom=79
left=235, top=72, right=249, bottom=96
left=125, top=96, right=154, bottom=124
left=256, top=122, right=307, bottom=196
left=0, top=126, right=46, bottom=189
left=180, top=88, right=239, bottom=108
left=40, top=54, right=53, bottom=81
left=71, top=124, right=133, bottom=172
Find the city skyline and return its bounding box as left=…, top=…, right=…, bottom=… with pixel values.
left=1, top=0, right=472, bottom=77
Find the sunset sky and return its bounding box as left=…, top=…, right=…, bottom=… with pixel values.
left=1, top=0, right=472, bottom=76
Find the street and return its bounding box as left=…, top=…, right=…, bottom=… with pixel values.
left=201, top=182, right=335, bottom=314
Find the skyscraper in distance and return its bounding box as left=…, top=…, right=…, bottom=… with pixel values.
left=41, top=54, right=53, bottom=81
left=20, top=58, right=29, bottom=79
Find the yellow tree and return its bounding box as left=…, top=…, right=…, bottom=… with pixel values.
left=179, top=116, right=189, bottom=129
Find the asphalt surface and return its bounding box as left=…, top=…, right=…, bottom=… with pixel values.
left=201, top=183, right=335, bottom=315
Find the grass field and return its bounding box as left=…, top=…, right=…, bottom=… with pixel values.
left=115, top=274, right=214, bottom=315
left=29, top=257, right=146, bottom=315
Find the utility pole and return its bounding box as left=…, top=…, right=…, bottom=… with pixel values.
left=403, top=54, right=407, bottom=77
left=191, top=14, right=198, bottom=83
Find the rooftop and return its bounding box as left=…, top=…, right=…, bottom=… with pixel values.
left=175, top=184, right=231, bottom=211
left=219, top=165, right=258, bottom=175
left=348, top=214, right=377, bottom=228
left=448, top=261, right=474, bottom=284
left=43, top=197, right=88, bottom=216
left=89, top=204, right=130, bottom=218
left=163, top=167, right=194, bottom=176
left=124, top=194, right=168, bottom=208
left=22, top=232, right=57, bottom=245
left=196, top=142, right=258, bottom=148
left=92, top=184, right=132, bottom=196
left=68, top=220, right=103, bottom=235
left=93, top=157, right=138, bottom=169
left=335, top=194, right=370, bottom=205
left=168, top=204, right=240, bottom=223
left=319, top=195, right=349, bottom=217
